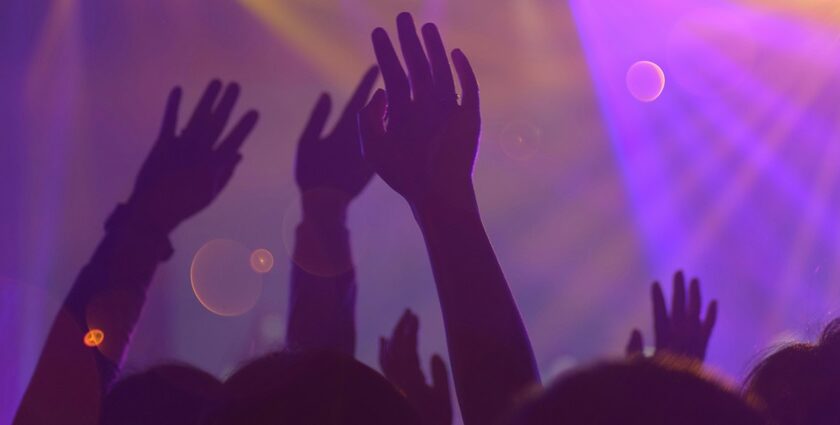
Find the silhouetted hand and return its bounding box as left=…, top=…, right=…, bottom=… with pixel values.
left=129, top=81, right=259, bottom=234
left=380, top=310, right=452, bottom=425
left=627, top=271, right=718, bottom=361
left=296, top=68, right=379, bottom=214
left=359, top=13, right=480, bottom=211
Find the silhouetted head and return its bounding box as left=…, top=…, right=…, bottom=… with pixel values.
left=511, top=356, right=766, bottom=425
left=206, top=349, right=420, bottom=425
left=745, top=318, right=840, bottom=425
left=102, top=363, right=222, bottom=425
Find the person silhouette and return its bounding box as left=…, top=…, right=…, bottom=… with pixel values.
left=745, top=318, right=840, bottom=425
left=286, top=67, right=379, bottom=356
left=205, top=349, right=421, bottom=425
left=14, top=81, right=258, bottom=425
left=358, top=13, right=540, bottom=425
left=511, top=357, right=768, bottom=425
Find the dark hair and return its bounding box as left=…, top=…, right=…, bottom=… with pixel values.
left=102, top=363, right=222, bottom=425
left=206, top=349, right=421, bottom=425
left=745, top=318, right=840, bottom=425
left=511, top=356, right=767, bottom=425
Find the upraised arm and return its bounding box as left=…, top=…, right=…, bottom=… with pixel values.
left=626, top=270, right=718, bottom=361
left=285, top=68, right=379, bottom=356
left=358, top=13, right=539, bottom=425
left=14, top=81, right=258, bottom=425
left=380, top=310, right=452, bottom=425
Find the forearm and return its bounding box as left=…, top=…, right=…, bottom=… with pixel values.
left=413, top=195, right=540, bottom=425
left=15, top=203, right=171, bottom=425
left=285, top=194, right=358, bottom=355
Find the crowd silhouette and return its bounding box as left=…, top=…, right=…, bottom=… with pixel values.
left=9, top=11, right=837, bottom=425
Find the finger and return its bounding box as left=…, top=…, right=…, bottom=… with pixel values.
left=430, top=354, right=450, bottom=398
left=394, top=309, right=418, bottom=356
left=379, top=337, right=397, bottom=380
left=626, top=329, right=644, bottom=357
left=702, top=300, right=718, bottom=342
left=672, top=271, right=686, bottom=324
left=358, top=89, right=388, bottom=164
left=157, top=87, right=182, bottom=142
left=394, top=309, right=413, bottom=339
left=216, top=110, right=259, bottom=157
left=299, top=93, right=332, bottom=148
left=452, top=49, right=479, bottom=115
left=334, top=66, right=379, bottom=134
left=688, top=278, right=701, bottom=321
left=185, top=80, right=223, bottom=136
left=206, top=83, right=241, bottom=147
left=396, top=12, right=434, bottom=100
left=652, top=282, right=669, bottom=350
left=372, top=28, right=410, bottom=108
left=421, top=23, right=456, bottom=101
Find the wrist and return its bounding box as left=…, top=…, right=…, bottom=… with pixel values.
left=105, top=203, right=175, bottom=261
left=409, top=182, right=479, bottom=219
left=300, top=187, right=352, bottom=225
left=123, top=194, right=180, bottom=235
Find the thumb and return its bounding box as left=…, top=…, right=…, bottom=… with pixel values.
left=626, top=329, right=644, bottom=357
left=358, top=89, right=388, bottom=164
left=430, top=354, right=450, bottom=399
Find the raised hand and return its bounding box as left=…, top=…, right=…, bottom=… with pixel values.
left=359, top=12, right=480, bottom=211
left=284, top=68, right=379, bottom=356
left=626, top=271, right=718, bottom=361
left=380, top=310, right=452, bottom=425
left=129, top=80, right=259, bottom=234
left=296, top=67, right=379, bottom=213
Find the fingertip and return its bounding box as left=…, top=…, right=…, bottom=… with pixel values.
left=421, top=22, right=438, bottom=34
left=372, top=27, right=388, bottom=41
left=451, top=48, right=465, bottom=62
left=245, top=109, right=260, bottom=123
left=318, top=92, right=331, bottom=106
left=397, top=11, right=413, bottom=24
left=652, top=281, right=662, bottom=294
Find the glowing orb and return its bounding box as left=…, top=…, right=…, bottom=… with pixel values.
left=191, top=239, right=263, bottom=317
left=626, top=61, right=666, bottom=102
left=500, top=122, right=542, bottom=160
left=250, top=249, right=275, bottom=274
left=83, top=329, right=105, bottom=347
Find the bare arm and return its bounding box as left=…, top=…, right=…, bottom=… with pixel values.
left=359, top=13, right=539, bottom=425
left=14, top=82, right=258, bottom=425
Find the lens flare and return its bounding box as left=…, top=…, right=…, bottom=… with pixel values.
left=83, top=329, right=104, bottom=347
left=626, top=60, right=666, bottom=102
left=250, top=248, right=275, bottom=274
left=191, top=239, right=263, bottom=317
